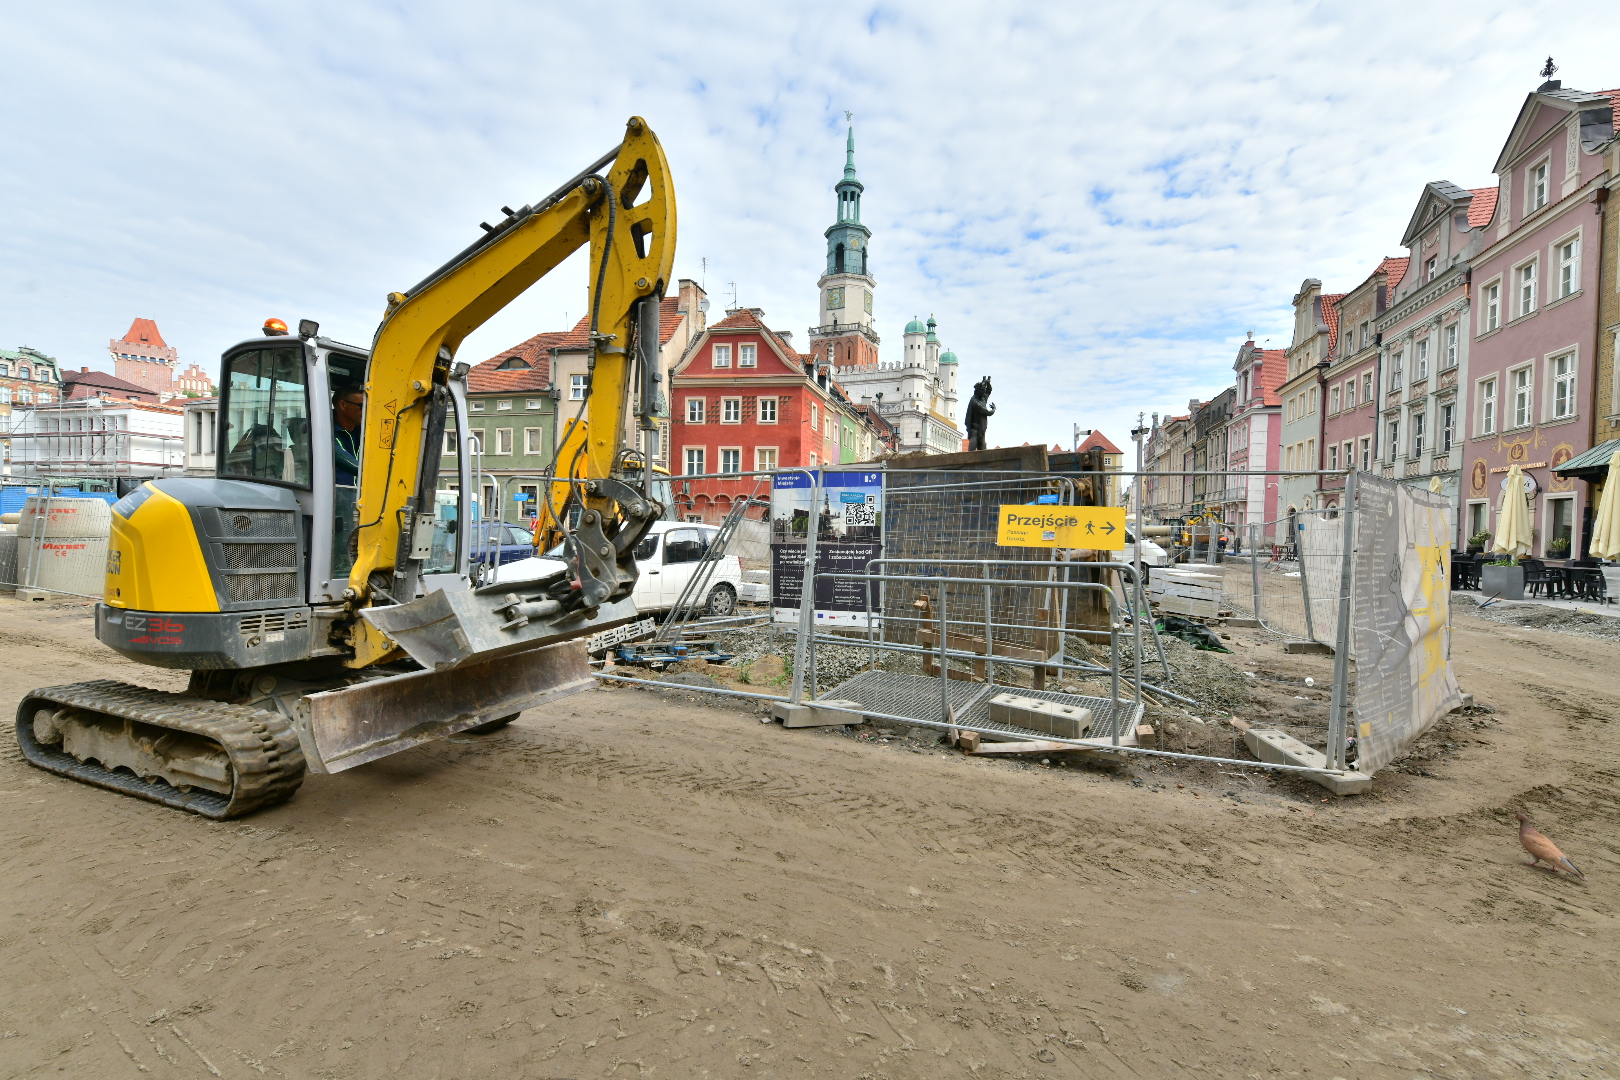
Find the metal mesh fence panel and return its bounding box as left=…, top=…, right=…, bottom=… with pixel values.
left=1220, top=513, right=1345, bottom=644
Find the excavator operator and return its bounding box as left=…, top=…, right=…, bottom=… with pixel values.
left=333, top=385, right=365, bottom=486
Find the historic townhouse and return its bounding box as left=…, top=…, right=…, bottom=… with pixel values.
left=1142, top=409, right=1194, bottom=524
left=1464, top=79, right=1615, bottom=557
left=1227, top=337, right=1284, bottom=540
left=445, top=330, right=564, bottom=519
left=670, top=308, right=887, bottom=520
left=1277, top=280, right=1342, bottom=528
left=1191, top=387, right=1234, bottom=516
left=1321, top=257, right=1407, bottom=510
left=1373, top=184, right=1497, bottom=538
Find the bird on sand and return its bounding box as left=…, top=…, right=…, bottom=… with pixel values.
left=1517, top=813, right=1585, bottom=880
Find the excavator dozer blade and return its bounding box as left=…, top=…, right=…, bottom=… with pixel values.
left=299, top=639, right=594, bottom=774
left=360, top=584, right=641, bottom=671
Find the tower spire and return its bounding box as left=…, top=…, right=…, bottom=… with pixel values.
left=844, top=112, right=857, bottom=180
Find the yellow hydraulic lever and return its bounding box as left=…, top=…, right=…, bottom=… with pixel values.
left=345, top=117, right=675, bottom=667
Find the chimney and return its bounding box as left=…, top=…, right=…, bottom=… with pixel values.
left=82, top=366, right=90, bottom=373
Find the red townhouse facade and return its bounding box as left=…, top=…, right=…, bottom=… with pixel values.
left=670, top=309, right=887, bottom=521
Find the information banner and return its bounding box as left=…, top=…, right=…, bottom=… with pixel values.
left=996, top=505, right=1126, bottom=549
left=771, top=470, right=883, bottom=627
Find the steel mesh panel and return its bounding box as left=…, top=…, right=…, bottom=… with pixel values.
left=225, top=573, right=298, bottom=603
left=823, top=670, right=1144, bottom=742
left=221, top=543, right=296, bottom=570
left=208, top=509, right=297, bottom=538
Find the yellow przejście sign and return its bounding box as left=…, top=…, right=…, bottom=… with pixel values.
left=995, top=505, right=1127, bottom=549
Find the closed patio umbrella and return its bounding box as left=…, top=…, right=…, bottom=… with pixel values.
left=1590, top=450, right=1620, bottom=560
left=1491, top=464, right=1533, bottom=559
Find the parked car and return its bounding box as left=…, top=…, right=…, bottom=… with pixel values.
left=491, top=520, right=743, bottom=616
left=468, top=521, right=537, bottom=568
left=1122, top=532, right=1169, bottom=582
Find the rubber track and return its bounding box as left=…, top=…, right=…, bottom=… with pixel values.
left=15, top=680, right=306, bottom=819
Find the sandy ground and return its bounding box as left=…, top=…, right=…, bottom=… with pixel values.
left=0, top=596, right=1616, bottom=1079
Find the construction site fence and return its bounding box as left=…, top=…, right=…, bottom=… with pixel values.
left=1214, top=511, right=1347, bottom=647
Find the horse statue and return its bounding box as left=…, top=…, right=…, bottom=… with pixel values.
left=964, top=376, right=996, bottom=451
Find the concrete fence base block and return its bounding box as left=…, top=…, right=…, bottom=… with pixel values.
left=774, top=698, right=864, bottom=728
left=1242, top=727, right=1371, bottom=795
left=1283, top=640, right=1334, bottom=655
left=1225, top=617, right=1261, bottom=628
left=987, top=693, right=1093, bottom=739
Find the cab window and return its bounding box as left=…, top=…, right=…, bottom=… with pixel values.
left=633, top=534, right=659, bottom=562
left=663, top=528, right=708, bottom=565
left=221, top=347, right=312, bottom=487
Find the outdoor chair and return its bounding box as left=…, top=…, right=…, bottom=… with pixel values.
left=1452, top=555, right=1481, bottom=592
left=1568, top=567, right=1612, bottom=604
left=1522, top=559, right=1562, bottom=600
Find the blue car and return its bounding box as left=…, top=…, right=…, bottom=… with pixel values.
left=469, top=522, right=536, bottom=567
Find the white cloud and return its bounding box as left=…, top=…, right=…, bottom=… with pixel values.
left=3, top=0, right=1614, bottom=453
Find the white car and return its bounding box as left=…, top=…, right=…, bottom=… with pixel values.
left=492, top=520, right=744, bottom=617
left=1122, top=532, right=1169, bottom=576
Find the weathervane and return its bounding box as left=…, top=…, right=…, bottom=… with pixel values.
left=1541, top=56, right=1558, bottom=81
left=844, top=110, right=852, bottom=123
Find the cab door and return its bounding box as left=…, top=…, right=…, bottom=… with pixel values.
left=659, top=527, right=708, bottom=611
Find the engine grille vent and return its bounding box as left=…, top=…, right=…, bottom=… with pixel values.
left=239, top=610, right=311, bottom=636
left=220, top=543, right=297, bottom=571
left=211, top=509, right=296, bottom=538
left=225, top=573, right=299, bottom=604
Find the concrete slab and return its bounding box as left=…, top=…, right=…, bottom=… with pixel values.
left=774, top=698, right=865, bottom=728
left=1242, top=727, right=1371, bottom=795
left=1225, top=617, right=1261, bottom=628
left=987, top=693, right=1093, bottom=739
left=1283, top=640, right=1334, bottom=655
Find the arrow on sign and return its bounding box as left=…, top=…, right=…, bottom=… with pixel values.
left=1101, top=522, right=1117, bottom=535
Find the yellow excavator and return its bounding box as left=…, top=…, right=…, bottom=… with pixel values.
left=15, top=117, right=675, bottom=818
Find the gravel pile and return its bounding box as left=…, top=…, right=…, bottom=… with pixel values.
left=1453, top=594, right=1620, bottom=641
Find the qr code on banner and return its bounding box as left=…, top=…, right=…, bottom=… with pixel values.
left=843, top=496, right=877, bottom=527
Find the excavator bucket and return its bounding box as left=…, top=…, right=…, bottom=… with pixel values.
left=299, top=638, right=596, bottom=774
left=359, top=580, right=642, bottom=671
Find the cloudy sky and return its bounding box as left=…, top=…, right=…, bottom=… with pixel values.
left=4, top=2, right=1615, bottom=452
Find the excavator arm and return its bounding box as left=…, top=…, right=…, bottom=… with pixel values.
left=346, top=116, right=675, bottom=669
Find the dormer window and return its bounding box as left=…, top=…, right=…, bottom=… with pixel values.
left=18, top=366, right=29, bottom=381
left=1530, top=161, right=1548, bottom=211
left=496, top=356, right=530, bottom=370
left=1426, top=256, right=1438, bottom=281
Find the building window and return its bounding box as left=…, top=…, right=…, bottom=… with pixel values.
left=755, top=447, right=777, bottom=471
left=1484, top=283, right=1500, bottom=332
left=1411, top=412, right=1425, bottom=456
left=1512, top=366, right=1533, bottom=428
left=470, top=401, right=485, bottom=412
left=1360, top=322, right=1369, bottom=348
left=1426, top=256, right=1439, bottom=281
left=1547, top=496, right=1574, bottom=554
left=1329, top=387, right=1340, bottom=414
left=719, top=448, right=741, bottom=474
left=712, top=344, right=731, bottom=368
left=1530, top=160, right=1548, bottom=211
left=811, top=403, right=818, bottom=429
left=1551, top=353, right=1576, bottom=419
left=739, top=344, right=756, bottom=367
left=1480, top=378, right=1497, bottom=435
left=1359, top=437, right=1372, bottom=471
left=686, top=397, right=705, bottom=424
left=1557, top=238, right=1580, bottom=297
left=1345, top=379, right=1356, bottom=409
left=18, top=366, right=29, bottom=381
left=1308, top=387, right=1318, bottom=414
left=1390, top=350, right=1403, bottom=389
left=1327, top=443, right=1339, bottom=470
left=721, top=397, right=741, bottom=423
left=758, top=397, right=777, bottom=423
left=1343, top=440, right=1354, bottom=471
left=469, top=429, right=484, bottom=453
left=495, top=428, right=513, bottom=455
left=808, top=452, right=818, bottom=466
left=684, top=447, right=705, bottom=475
left=1386, top=420, right=1399, bottom=463
left=497, top=399, right=512, bottom=411
left=1415, top=338, right=1428, bottom=381
left=1443, top=325, right=1458, bottom=369
left=524, top=427, right=544, bottom=454
left=443, top=431, right=457, bottom=455
left=643, top=426, right=661, bottom=460
left=527, top=398, right=543, bottom=410
left=1441, top=403, right=1454, bottom=453
left=1517, top=262, right=1537, bottom=317
left=570, top=374, right=586, bottom=400
left=1468, top=501, right=1488, bottom=541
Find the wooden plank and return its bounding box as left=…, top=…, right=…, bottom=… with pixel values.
left=921, top=658, right=985, bottom=682
left=968, top=738, right=1077, bottom=755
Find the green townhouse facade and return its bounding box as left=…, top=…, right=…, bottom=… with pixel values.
left=441, top=332, right=562, bottom=522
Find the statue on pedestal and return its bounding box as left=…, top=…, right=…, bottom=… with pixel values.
left=964, top=376, right=995, bottom=451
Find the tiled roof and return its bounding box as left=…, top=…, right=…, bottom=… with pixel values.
left=1319, top=293, right=1347, bottom=352
left=1466, top=187, right=1498, bottom=228
left=1255, top=348, right=1286, bottom=406
left=1077, top=430, right=1123, bottom=454
left=121, top=318, right=166, bottom=348
left=62, top=368, right=152, bottom=395
left=467, top=331, right=568, bottom=394
left=705, top=308, right=803, bottom=362
left=549, top=296, right=688, bottom=353
left=1375, top=256, right=1409, bottom=295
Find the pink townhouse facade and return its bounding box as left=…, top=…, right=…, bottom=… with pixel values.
left=1373, top=183, right=1499, bottom=541
left=1463, top=81, right=1616, bottom=557
left=1228, top=338, right=1285, bottom=541
left=1321, top=256, right=1407, bottom=510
